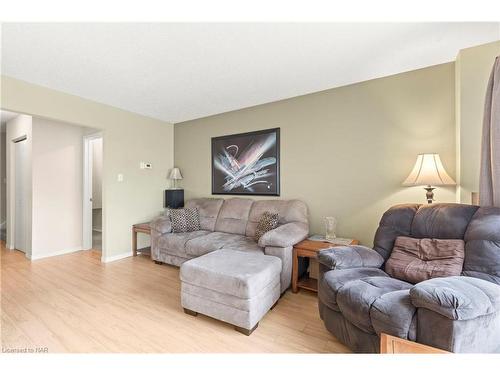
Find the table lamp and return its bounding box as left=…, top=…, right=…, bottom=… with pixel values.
left=402, top=154, right=456, bottom=203
left=168, top=167, right=183, bottom=189
left=165, top=167, right=184, bottom=209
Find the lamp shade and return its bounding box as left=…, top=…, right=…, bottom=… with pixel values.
left=403, top=154, right=456, bottom=186
left=168, top=167, right=183, bottom=180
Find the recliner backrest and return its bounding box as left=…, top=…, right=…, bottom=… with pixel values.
left=373, top=203, right=500, bottom=285
left=373, top=203, right=420, bottom=260
left=410, top=204, right=479, bottom=239
left=463, top=206, right=500, bottom=284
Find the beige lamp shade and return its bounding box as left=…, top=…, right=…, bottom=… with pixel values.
left=403, top=154, right=456, bottom=186
left=169, top=167, right=183, bottom=180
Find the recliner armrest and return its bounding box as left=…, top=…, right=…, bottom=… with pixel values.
left=410, top=276, right=500, bottom=320
left=258, top=222, right=308, bottom=248
left=316, top=245, right=384, bottom=270
left=150, top=215, right=172, bottom=235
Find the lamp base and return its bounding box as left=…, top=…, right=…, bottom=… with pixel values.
left=424, top=185, right=435, bottom=204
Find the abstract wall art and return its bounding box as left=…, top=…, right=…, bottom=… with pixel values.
left=211, top=128, right=280, bottom=196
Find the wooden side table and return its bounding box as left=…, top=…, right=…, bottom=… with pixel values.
left=132, top=222, right=151, bottom=257
left=380, top=333, right=449, bottom=354
left=292, top=238, right=359, bottom=293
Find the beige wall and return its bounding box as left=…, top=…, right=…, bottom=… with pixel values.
left=31, top=117, right=88, bottom=259
left=455, top=41, right=500, bottom=203
left=1, top=76, right=174, bottom=260
left=175, top=63, right=457, bottom=245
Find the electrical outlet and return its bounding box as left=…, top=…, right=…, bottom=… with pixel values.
left=117, top=173, right=124, bottom=182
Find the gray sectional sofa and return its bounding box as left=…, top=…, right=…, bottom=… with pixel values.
left=317, top=203, right=500, bottom=353
left=150, top=197, right=309, bottom=334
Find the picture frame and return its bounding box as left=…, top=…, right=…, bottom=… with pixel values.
left=211, top=128, right=280, bottom=196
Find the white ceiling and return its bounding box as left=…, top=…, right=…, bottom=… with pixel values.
left=2, top=23, right=499, bottom=123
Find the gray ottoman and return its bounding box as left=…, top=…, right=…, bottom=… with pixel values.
left=180, top=249, right=282, bottom=335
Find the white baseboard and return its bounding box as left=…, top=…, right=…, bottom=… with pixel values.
left=101, top=251, right=133, bottom=263
left=29, top=246, right=83, bottom=260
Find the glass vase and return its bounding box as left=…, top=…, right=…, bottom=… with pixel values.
left=325, top=217, right=337, bottom=241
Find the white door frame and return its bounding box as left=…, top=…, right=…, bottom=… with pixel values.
left=13, top=136, right=28, bottom=253
left=9, top=135, right=29, bottom=253
left=83, top=132, right=103, bottom=251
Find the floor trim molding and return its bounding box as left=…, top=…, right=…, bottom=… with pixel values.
left=101, top=251, right=133, bottom=263
left=29, top=246, right=83, bottom=260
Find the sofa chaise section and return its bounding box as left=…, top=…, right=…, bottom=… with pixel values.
left=150, top=197, right=309, bottom=293
left=180, top=249, right=282, bottom=335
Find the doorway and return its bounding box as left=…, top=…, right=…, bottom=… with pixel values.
left=83, top=133, right=103, bottom=251
left=14, top=136, right=28, bottom=253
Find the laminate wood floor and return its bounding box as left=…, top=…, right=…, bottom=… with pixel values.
left=0, top=241, right=350, bottom=353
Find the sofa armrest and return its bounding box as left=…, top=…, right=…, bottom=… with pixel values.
left=150, top=215, right=172, bottom=235
left=258, top=222, right=309, bottom=248
left=410, top=276, right=500, bottom=321
left=316, top=245, right=384, bottom=270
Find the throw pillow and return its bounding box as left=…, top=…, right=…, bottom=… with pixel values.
left=385, top=236, right=465, bottom=284
left=169, top=208, right=201, bottom=233
left=254, top=211, right=279, bottom=242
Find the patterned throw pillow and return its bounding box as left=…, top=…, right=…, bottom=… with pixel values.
left=254, top=211, right=279, bottom=242
left=169, top=208, right=201, bottom=233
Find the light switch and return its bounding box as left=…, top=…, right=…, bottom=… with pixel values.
left=117, top=173, right=124, bottom=182
left=140, top=162, right=153, bottom=169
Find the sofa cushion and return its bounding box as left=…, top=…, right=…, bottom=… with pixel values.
left=318, top=268, right=389, bottom=312
left=158, top=230, right=210, bottom=257
left=185, top=232, right=262, bottom=257
left=385, top=236, right=465, bottom=284
left=225, top=236, right=263, bottom=254
left=180, top=249, right=281, bottom=299
left=214, top=198, right=253, bottom=235
left=169, top=208, right=201, bottom=233
left=254, top=211, right=279, bottom=241
left=185, top=198, right=224, bottom=231
left=336, top=276, right=413, bottom=333
left=246, top=199, right=308, bottom=238
left=370, top=290, right=417, bottom=340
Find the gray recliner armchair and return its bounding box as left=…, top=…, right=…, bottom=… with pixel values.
left=317, top=203, right=500, bottom=353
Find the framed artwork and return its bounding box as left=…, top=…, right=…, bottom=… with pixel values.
left=211, top=128, right=280, bottom=196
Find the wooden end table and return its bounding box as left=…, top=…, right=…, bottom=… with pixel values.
left=292, top=238, right=359, bottom=293
left=132, top=222, right=151, bottom=257
left=380, top=333, right=449, bottom=354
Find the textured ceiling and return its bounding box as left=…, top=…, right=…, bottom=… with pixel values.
left=2, top=23, right=499, bottom=123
